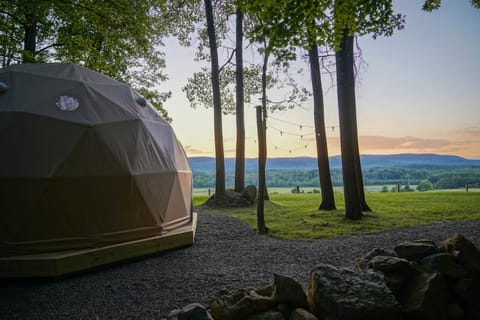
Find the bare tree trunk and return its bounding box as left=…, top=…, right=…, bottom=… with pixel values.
left=204, top=0, right=225, bottom=197
left=261, top=48, right=269, bottom=201
left=336, top=29, right=362, bottom=220
left=308, top=44, right=336, bottom=210
left=351, top=107, right=372, bottom=212
left=256, top=106, right=267, bottom=234
left=348, top=38, right=371, bottom=212
left=234, top=7, right=245, bottom=193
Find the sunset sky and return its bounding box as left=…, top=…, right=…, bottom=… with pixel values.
left=161, top=0, right=480, bottom=160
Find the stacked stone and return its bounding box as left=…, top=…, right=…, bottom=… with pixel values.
left=355, top=234, right=480, bottom=320
left=166, top=234, right=480, bottom=320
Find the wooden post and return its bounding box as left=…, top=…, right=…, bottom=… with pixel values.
left=256, top=106, right=267, bottom=234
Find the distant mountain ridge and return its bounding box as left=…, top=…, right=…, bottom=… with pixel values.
left=189, top=154, right=480, bottom=172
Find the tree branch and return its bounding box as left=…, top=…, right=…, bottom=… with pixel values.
left=35, top=43, right=64, bottom=54
left=0, top=9, right=25, bottom=25
left=219, top=47, right=235, bottom=73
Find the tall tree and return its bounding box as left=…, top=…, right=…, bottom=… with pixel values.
left=204, top=0, right=226, bottom=197
left=309, top=43, right=336, bottom=210
left=335, top=29, right=363, bottom=219
left=241, top=0, right=310, bottom=232
left=242, top=0, right=336, bottom=210
left=333, top=0, right=404, bottom=219
left=234, top=7, right=246, bottom=193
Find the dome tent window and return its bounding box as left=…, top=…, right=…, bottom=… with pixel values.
left=0, top=81, right=8, bottom=93
left=56, top=95, right=79, bottom=111
left=135, top=96, right=147, bottom=107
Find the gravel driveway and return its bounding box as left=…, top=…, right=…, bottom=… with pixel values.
left=1, top=211, right=479, bottom=319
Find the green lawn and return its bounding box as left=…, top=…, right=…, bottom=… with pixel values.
left=193, top=191, right=480, bottom=240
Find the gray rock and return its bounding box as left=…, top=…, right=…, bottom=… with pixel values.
left=247, top=310, right=285, bottom=320
left=276, top=304, right=292, bottom=319
left=241, top=185, right=257, bottom=204
left=354, top=248, right=396, bottom=269
left=272, top=274, right=308, bottom=309
left=394, top=239, right=438, bottom=261
left=383, top=273, right=409, bottom=297
left=370, top=255, right=411, bottom=274
left=307, top=263, right=402, bottom=320
left=288, top=308, right=318, bottom=320
left=421, top=253, right=466, bottom=278
left=167, top=303, right=212, bottom=320
left=447, top=304, right=465, bottom=320
left=443, top=234, right=480, bottom=273
left=399, top=272, right=450, bottom=320
left=208, top=288, right=274, bottom=320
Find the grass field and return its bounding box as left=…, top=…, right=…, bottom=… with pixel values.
left=193, top=191, right=480, bottom=240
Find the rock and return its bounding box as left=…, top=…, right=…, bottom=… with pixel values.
left=246, top=310, right=285, bottom=320
left=241, top=185, right=257, bottom=204
left=447, top=304, right=465, bottom=320
left=289, top=308, right=318, bottom=320
left=369, top=256, right=412, bottom=274
left=421, top=253, right=466, bottom=278
left=208, top=288, right=274, bottom=320
left=307, top=263, right=402, bottom=320
left=394, top=239, right=438, bottom=261
left=455, top=275, right=480, bottom=320
left=204, top=190, right=252, bottom=208
left=443, top=234, right=480, bottom=273
left=272, top=274, right=308, bottom=309
left=383, top=273, right=409, bottom=297
left=276, top=304, right=292, bottom=319
left=255, top=283, right=275, bottom=297
left=354, top=248, right=396, bottom=270
left=399, top=272, right=450, bottom=320
left=167, top=303, right=212, bottom=320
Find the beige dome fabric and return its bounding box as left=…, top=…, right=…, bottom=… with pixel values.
left=0, top=63, right=192, bottom=256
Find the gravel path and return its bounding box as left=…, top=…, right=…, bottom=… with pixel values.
left=1, top=211, right=480, bottom=319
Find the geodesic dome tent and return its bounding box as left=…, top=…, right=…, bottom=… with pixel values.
left=0, top=63, right=192, bottom=257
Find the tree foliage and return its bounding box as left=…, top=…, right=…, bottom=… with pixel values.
left=183, top=65, right=264, bottom=114
left=422, top=0, right=480, bottom=11
left=0, top=0, right=171, bottom=119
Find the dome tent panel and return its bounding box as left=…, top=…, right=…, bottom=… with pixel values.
left=163, top=172, right=193, bottom=228
left=0, top=112, right=89, bottom=177
left=142, top=119, right=190, bottom=172
left=0, top=63, right=193, bottom=258
left=133, top=172, right=177, bottom=225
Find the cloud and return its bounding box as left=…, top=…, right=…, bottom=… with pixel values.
left=184, top=145, right=213, bottom=156
left=320, top=134, right=479, bottom=159
left=453, top=126, right=480, bottom=141
left=358, top=136, right=454, bottom=150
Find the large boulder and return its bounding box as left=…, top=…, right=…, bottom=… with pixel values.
left=167, top=303, right=212, bottom=320
left=241, top=185, right=257, bottom=204
left=307, top=263, right=402, bottom=320
left=442, top=234, right=480, bottom=273
left=394, top=239, right=439, bottom=261
left=369, top=256, right=412, bottom=274
left=272, top=274, right=308, bottom=309
left=204, top=190, right=252, bottom=208
left=288, top=308, right=318, bottom=320
left=398, top=272, right=450, bottom=320
left=354, top=248, right=396, bottom=270
left=208, top=288, right=274, bottom=320
left=420, top=253, right=466, bottom=278
left=246, top=310, right=285, bottom=320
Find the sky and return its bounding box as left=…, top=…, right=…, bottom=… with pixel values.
left=161, top=0, right=480, bottom=160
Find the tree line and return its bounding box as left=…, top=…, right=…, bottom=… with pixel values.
left=193, top=166, right=480, bottom=190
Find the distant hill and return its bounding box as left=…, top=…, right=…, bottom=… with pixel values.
left=189, top=154, right=480, bottom=172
